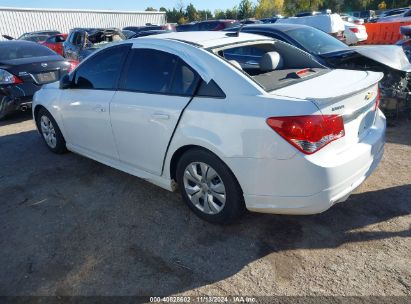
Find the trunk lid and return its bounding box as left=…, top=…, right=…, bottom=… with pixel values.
left=0, top=55, right=70, bottom=85
left=271, top=69, right=383, bottom=151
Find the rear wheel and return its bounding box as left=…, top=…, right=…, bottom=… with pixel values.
left=176, top=149, right=245, bottom=224
left=36, top=108, right=67, bottom=154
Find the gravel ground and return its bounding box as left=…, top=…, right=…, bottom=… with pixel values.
left=0, top=112, right=410, bottom=297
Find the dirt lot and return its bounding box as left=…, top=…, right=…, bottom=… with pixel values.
left=0, top=112, right=410, bottom=297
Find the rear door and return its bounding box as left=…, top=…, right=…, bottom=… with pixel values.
left=110, top=48, right=201, bottom=175
left=59, top=44, right=130, bottom=159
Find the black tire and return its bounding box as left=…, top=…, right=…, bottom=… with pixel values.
left=176, top=148, right=245, bottom=224
left=36, top=108, right=67, bottom=154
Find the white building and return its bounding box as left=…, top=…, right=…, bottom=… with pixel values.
left=0, top=7, right=167, bottom=39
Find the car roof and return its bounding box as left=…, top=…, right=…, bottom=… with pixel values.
left=136, top=31, right=271, bottom=48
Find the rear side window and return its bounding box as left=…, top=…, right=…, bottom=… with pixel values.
left=121, top=49, right=200, bottom=96
left=73, top=45, right=130, bottom=90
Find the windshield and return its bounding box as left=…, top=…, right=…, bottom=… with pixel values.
left=0, top=43, right=55, bottom=61
left=286, top=27, right=349, bottom=55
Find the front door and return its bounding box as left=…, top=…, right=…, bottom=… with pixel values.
left=60, top=44, right=130, bottom=160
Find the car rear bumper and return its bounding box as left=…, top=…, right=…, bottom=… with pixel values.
left=228, top=109, right=386, bottom=215
left=0, top=84, right=39, bottom=118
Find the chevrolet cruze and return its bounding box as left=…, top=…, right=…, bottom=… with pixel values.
left=33, top=32, right=386, bottom=223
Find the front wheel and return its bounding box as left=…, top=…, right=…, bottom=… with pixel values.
left=36, top=108, right=67, bottom=154
left=176, top=149, right=245, bottom=224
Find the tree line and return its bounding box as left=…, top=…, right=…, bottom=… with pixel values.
left=144, top=0, right=410, bottom=24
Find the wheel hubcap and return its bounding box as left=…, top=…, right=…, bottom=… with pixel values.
left=40, top=115, right=57, bottom=149
left=183, top=162, right=226, bottom=215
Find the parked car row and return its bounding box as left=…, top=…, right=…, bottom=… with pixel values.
left=0, top=40, right=74, bottom=119
left=225, top=24, right=411, bottom=103
left=32, top=31, right=386, bottom=224
left=1, top=16, right=410, bottom=119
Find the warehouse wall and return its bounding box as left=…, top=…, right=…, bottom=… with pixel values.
left=0, top=7, right=166, bottom=40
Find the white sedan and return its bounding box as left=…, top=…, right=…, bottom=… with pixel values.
left=344, top=21, right=368, bottom=45
left=33, top=32, right=386, bottom=223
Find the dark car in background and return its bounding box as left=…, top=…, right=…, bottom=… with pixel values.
left=128, top=30, right=172, bottom=39
left=0, top=40, right=72, bottom=119
left=123, top=24, right=175, bottom=35
left=63, top=28, right=126, bottom=62
left=2, top=30, right=61, bottom=42
left=225, top=24, right=411, bottom=103
left=177, top=20, right=239, bottom=32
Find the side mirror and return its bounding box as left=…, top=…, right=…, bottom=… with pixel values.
left=60, top=74, right=72, bottom=90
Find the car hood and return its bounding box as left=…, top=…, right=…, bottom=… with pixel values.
left=351, top=45, right=411, bottom=72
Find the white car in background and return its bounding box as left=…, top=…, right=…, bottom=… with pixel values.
left=344, top=21, right=368, bottom=45
left=32, top=32, right=386, bottom=223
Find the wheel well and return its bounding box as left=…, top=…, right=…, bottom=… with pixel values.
left=169, top=145, right=200, bottom=181
left=33, top=105, right=46, bottom=129
left=169, top=145, right=243, bottom=195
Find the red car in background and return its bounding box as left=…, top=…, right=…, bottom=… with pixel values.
left=39, top=34, right=67, bottom=56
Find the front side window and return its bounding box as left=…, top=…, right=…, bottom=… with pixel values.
left=121, top=49, right=200, bottom=96
left=73, top=45, right=130, bottom=90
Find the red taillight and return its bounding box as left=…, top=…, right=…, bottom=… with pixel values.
left=375, top=86, right=381, bottom=111
left=266, top=115, right=345, bottom=154
left=68, top=60, right=79, bottom=73
left=349, top=28, right=359, bottom=33
left=12, top=75, right=23, bottom=84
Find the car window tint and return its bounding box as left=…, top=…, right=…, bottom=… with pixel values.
left=224, top=45, right=266, bottom=57
left=55, top=36, right=66, bottom=43
left=170, top=60, right=200, bottom=96
left=123, top=49, right=200, bottom=96
left=73, top=45, right=129, bottom=90
left=69, top=33, right=76, bottom=44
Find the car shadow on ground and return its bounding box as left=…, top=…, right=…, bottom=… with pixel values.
left=0, top=126, right=410, bottom=296
left=0, top=111, right=32, bottom=127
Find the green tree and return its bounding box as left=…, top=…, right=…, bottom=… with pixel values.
left=255, top=0, right=284, bottom=18
left=159, top=7, right=167, bottom=12
left=225, top=7, right=239, bottom=19
left=198, top=9, right=213, bottom=20
left=214, top=9, right=227, bottom=19
left=166, top=8, right=185, bottom=23
left=145, top=7, right=157, bottom=11
left=238, top=0, right=255, bottom=19
left=284, top=0, right=323, bottom=16
left=186, top=3, right=199, bottom=21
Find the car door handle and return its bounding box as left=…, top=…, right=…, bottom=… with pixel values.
left=93, top=105, right=106, bottom=112
left=151, top=113, right=170, bottom=120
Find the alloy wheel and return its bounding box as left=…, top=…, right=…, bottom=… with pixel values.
left=40, top=115, right=57, bottom=149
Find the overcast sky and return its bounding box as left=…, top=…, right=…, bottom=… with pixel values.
left=0, top=0, right=254, bottom=11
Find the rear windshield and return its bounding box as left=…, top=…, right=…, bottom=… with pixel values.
left=0, top=43, right=55, bottom=61
left=216, top=41, right=327, bottom=91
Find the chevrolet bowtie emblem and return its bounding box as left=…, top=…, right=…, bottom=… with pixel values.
left=365, top=92, right=374, bottom=101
